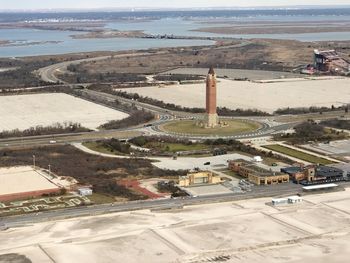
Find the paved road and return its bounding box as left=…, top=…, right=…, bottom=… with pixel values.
left=0, top=182, right=305, bottom=228
left=0, top=102, right=297, bottom=151
left=38, top=53, right=160, bottom=84
left=3, top=179, right=348, bottom=229
left=37, top=41, right=252, bottom=84
left=0, top=130, right=143, bottom=149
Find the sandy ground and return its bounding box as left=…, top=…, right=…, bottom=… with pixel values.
left=117, top=78, right=350, bottom=113
left=2, top=188, right=350, bottom=262
left=0, top=93, right=128, bottom=131
left=0, top=166, right=58, bottom=196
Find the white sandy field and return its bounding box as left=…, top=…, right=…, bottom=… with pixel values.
left=117, top=78, right=350, bottom=113
left=0, top=93, right=128, bottom=131
left=0, top=166, right=58, bottom=196
left=2, top=188, right=350, bottom=262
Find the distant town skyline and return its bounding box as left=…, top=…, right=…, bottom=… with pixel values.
left=1, top=0, right=349, bottom=10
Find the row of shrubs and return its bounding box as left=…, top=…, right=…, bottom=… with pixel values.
left=274, top=105, right=349, bottom=115
left=274, top=120, right=348, bottom=144
left=0, top=122, right=90, bottom=139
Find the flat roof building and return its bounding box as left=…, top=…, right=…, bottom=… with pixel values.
left=330, top=163, right=350, bottom=174
left=272, top=196, right=303, bottom=206
left=282, top=165, right=346, bottom=185
left=288, top=196, right=302, bottom=204
left=272, top=198, right=288, bottom=206
left=316, top=166, right=345, bottom=179
left=229, top=160, right=289, bottom=185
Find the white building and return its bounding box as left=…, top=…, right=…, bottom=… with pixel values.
left=288, top=196, right=303, bottom=204
left=272, top=196, right=303, bottom=206
left=78, top=188, right=93, bottom=196
left=272, top=198, right=288, bottom=206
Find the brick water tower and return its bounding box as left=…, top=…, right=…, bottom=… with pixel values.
left=205, top=66, right=218, bottom=127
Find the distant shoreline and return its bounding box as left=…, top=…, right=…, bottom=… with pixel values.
left=70, top=30, right=147, bottom=39
left=0, top=40, right=10, bottom=46
left=1, top=6, right=350, bottom=13
left=193, top=26, right=350, bottom=35
left=0, top=40, right=62, bottom=47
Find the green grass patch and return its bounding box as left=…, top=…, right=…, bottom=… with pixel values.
left=145, top=142, right=209, bottom=153
left=88, top=193, right=116, bottom=204
left=161, top=119, right=260, bottom=136
left=263, top=144, right=334, bottom=165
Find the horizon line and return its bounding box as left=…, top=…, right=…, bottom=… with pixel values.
left=1, top=5, right=350, bottom=12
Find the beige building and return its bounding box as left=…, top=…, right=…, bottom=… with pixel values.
left=179, top=171, right=222, bottom=187
left=229, top=160, right=289, bottom=186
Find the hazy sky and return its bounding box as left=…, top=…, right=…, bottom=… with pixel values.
left=0, top=0, right=349, bottom=10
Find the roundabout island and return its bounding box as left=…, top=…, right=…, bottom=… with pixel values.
left=160, top=119, right=261, bottom=137
left=156, top=67, right=262, bottom=138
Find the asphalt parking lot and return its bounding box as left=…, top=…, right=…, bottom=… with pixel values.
left=153, top=153, right=251, bottom=171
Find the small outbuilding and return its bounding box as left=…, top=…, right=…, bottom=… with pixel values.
left=272, top=198, right=288, bottom=206
left=78, top=188, right=93, bottom=196
left=288, top=196, right=303, bottom=204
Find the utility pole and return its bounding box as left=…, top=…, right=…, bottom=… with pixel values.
left=48, top=164, right=51, bottom=177
left=33, top=155, right=36, bottom=170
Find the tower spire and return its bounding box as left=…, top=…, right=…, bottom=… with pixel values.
left=205, top=66, right=218, bottom=128
left=208, top=66, right=215, bottom=75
